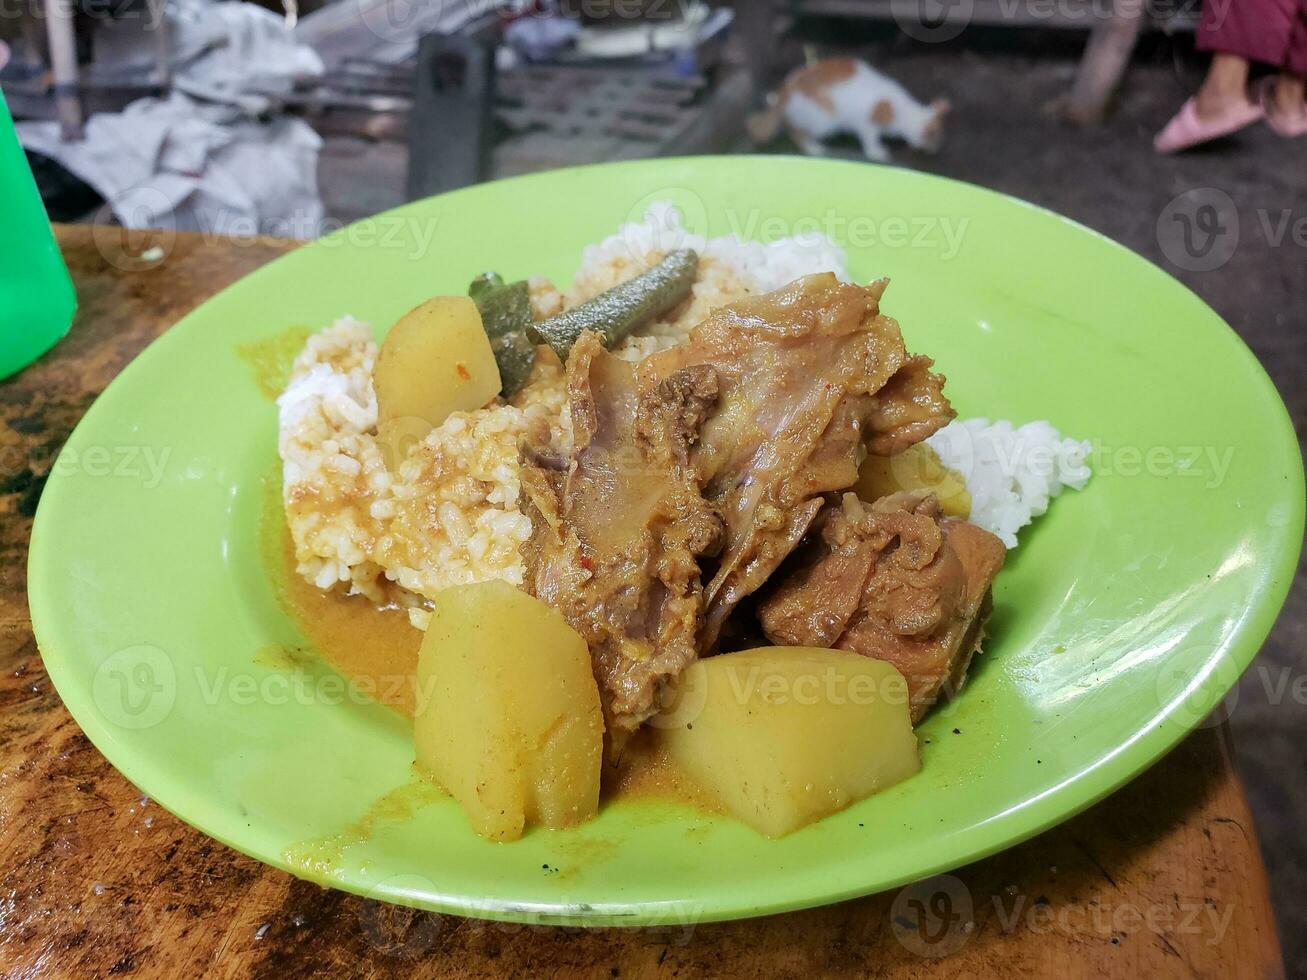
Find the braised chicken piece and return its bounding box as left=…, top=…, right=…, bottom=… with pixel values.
left=522, top=333, right=723, bottom=739
left=759, top=492, right=1005, bottom=723
left=523, top=274, right=958, bottom=738
left=864, top=354, right=953, bottom=457
left=647, top=273, right=952, bottom=646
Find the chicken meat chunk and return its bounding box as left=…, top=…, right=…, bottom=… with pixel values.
left=759, top=491, right=1005, bottom=723
left=522, top=333, right=723, bottom=740
left=648, top=273, right=953, bottom=646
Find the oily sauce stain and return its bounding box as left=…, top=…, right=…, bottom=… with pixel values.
left=283, top=776, right=446, bottom=878
left=237, top=325, right=314, bottom=400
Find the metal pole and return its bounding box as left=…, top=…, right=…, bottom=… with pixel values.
left=42, top=0, right=83, bottom=140
left=406, top=32, right=496, bottom=201
left=148, top=0, right=171, bottom=90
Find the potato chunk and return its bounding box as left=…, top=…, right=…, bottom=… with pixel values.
left=855, top=442, right=971, bottom=518
left=656, top=647, right=919, bottom=837
left=414, top=581, right=603, bottom=841
left=374, top=297, right=501, bottom=465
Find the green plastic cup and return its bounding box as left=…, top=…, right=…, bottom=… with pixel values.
left=0, top=89, right=76, bottom=378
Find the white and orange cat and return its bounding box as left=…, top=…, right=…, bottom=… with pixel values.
left=750, top=57, right=951, bottom=162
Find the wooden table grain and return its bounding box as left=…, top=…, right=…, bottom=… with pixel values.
left=0, top=226, right=1286, bottom=978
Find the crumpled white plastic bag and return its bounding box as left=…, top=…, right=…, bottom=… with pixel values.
left=17, top=0, right=326, bottom=235
left=18, top=93, right=324, bottom=237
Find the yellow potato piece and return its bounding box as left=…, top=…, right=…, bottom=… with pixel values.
left=855, top=442, right=971, bottom=517
left=414, top=581, right=603, bottom=842
left=374, top=296, right=501, bottom=461
left=656, top=647, right=920, bottom=838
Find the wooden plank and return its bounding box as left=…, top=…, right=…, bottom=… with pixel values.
left=1058, top=0, right=1147, bottom=124
left=0, top=226, right=1285, bottom=978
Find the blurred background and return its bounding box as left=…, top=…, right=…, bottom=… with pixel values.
left=2, top=0, right=1303, bottom=968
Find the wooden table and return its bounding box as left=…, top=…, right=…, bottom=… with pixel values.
left=0, top=227, right=1285, bottom=978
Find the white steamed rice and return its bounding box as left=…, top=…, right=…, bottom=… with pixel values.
left=581, top=200, right=850, bottom=293
left=928, top=418, right=1092, bottom=548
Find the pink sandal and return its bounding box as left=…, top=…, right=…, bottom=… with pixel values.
left=1153, top=97, right=1263, bottom=154
left=1257, top=77, right=1307, bottom=137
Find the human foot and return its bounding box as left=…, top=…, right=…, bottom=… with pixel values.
left=1154, top=97, right=1263, bottom=153
left=1194, top=89, right=1258, bottom=124
left=1258, top=77, right=1307, bottom=137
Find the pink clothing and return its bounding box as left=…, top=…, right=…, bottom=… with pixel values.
left=1198, top=0, right=1307, bottom=76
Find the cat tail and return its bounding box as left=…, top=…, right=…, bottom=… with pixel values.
left=746, top=93, right=784, bottom=145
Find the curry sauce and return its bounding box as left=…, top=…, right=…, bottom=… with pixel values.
left=263, top=473, right=422, bottom=716
left=261, top=473, right=714, bottom=811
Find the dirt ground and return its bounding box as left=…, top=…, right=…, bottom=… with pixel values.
left=318, top=29, right=1307, bottom=971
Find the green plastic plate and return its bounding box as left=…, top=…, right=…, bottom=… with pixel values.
left=29, top=157, right=1303, bottom=926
